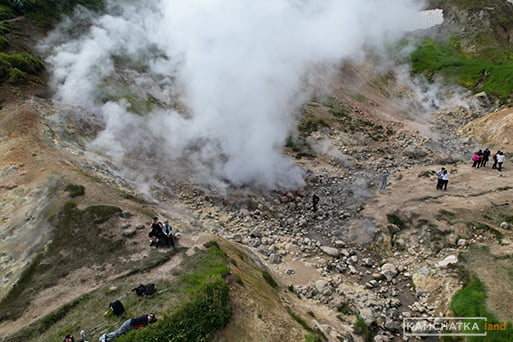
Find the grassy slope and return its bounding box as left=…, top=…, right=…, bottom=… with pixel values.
left=1, top=240, right=232, bottom=342
left=449, top=278, right=513, bottom=342
left=413, top=0, right=513, bottom=101
left=410, top=39, right=513, bottom=100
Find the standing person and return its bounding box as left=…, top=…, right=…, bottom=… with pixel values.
left=149, top=217, right=163, bottom=247
left=496, top=152, right=505, bottom=171
left=472, top=151, right=482, bottom=168
left=380, top=169, right=390, bottom=191
left=441, top=170, right=450, bottom=191
left=435, top=167, right=446, bottom=190
left=481, top=148, right=491, bottom=167
left=162, top=220, right=176, bottom=249
left=99, top=313, right=157, bottom=342
left=492, top=151, right=501, bottom=169
left=312, top=194, right=320, bottom=212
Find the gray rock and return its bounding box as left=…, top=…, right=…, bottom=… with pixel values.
left=380, top=263, right=398, bottom=281
left=436, top=255, right=458, bottom=268
left=457, top=239, right=468, bottom=247
left=250, top=228, right=262, bottom=238
left=269, top=253, right=282, bottom=264
left=320, top=246, right=340, bottom=257
left=122, top=229, right=136, bottom=238
left=500, top=222, right=510, bottom=229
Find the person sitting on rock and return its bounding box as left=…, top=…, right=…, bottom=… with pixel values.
left=149, top=217, right=164, bottom=247
left=99, top=313, right=157, bottom=342
left=162, top=220, right=176, bottom=249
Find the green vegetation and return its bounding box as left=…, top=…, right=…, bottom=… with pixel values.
left=4, top=240, right=232, bottom=342
left=318, top=95, right=390, bottom=139
left=65, top=183, right=85, bottom=197
left=467, top=221, right=504, bottom=240
left=304, top=334, right=323, bottom=342
left=288, top=309, right=326, bottom=342
left=0, top=35, right=8, bottom=50
left=449, top=278, right=513, bottom=341
left=262, top=270, right=278, bottom=288
left=1, top=0, right=104, bottom=27
left=353, top=315, right=372, bottom=342
left=0, top=202, right=125, bottom=321
left=298, top=117, right=329, bottom=135
left=410, top=39, right=513, bottom=100
left=336, top=302, right=354, bottom=315
left=386, top=211, right=406, bottom=230
left=116, top=279, right=231, bottom=342
left=437, top=209, right=457, bottom=224
left=0, top=52, right=44, bottom=84
left=0, top=4, right=16, bottom=20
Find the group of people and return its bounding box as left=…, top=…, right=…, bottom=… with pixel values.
left=62, top=313, right=157, bottom=342
left=472, top=148, right=506, bottom=171
left=436, top=167, right=450, bottom=190
left=149, top=216, right=176, bottom=249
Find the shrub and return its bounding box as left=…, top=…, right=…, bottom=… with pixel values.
left=353, top=315, right=372, bottom=342
left=0, top=36, right=8, bottom=51
left=64, top=183, right=85, bottom=197
left=386, top=212, right=406, bottom=230
left=2, top=52, right=44, bottom=74
left=7, top=67, right=27, bottom=83
left=0, top=4, right=16, bottom=20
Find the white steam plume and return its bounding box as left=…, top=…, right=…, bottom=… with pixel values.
left=42, top=0, right=429, bottom=190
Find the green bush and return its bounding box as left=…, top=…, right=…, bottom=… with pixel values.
left=0, top=36, right=8, bottom=51
left=353, top=315, right=372, bottom=342
left=64, top=184, right=85, bottom=197
left=8, top=67, right=27, bottom=83
left=0, top=4, right=16, bottom=20
left=1, top=52, right=44, bottom=74
left=386, top=212, right=406, bottom=230
left=0, top=56, right=9, bottom=80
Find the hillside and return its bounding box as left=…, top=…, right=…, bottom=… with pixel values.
left=1, top=1, right=513, bottom=342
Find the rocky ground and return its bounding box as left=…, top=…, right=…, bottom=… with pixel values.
left=1, top=47, right=513, bottom=342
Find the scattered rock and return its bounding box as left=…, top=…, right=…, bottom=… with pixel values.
left=320, top=246, right=340, bottom=257
left=436, top=255, right=458, bottom=268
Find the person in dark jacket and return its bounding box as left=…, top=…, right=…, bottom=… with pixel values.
left=99, top=313, right=157, bottom=342
left=149, top=217, right=164, bottom=247
left=481, top=148, right=491, bottom=167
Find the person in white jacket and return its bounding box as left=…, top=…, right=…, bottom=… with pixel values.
left=496, top=152, right=505, bottom=172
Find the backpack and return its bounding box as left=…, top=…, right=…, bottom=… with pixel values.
left=109, top=300, right=125, bottom=316
left=144, top=283, right=156, bottom=296
left=133, top=284, right=147, bottom=296
left=132, top=283, right=157, bottom=296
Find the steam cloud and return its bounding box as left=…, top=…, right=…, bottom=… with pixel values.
left=42, top=0, right=431, bottom=190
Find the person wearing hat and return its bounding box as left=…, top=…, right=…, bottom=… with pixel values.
left=99, top=313, right=157, bottom=342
